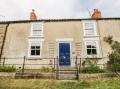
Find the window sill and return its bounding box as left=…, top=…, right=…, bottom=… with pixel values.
left=27, top=56, right=42, bottom=60
left=84, top=55, right=102, bottom=59
left=83, top=35, right=100, bottom=37
left=28, top=36, right=44, bottom=38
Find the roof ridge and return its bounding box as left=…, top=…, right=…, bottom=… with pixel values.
left=0, top=17, right=120, bottom=24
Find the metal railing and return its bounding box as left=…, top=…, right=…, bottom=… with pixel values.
left=0, top=56, right=120, bottom=80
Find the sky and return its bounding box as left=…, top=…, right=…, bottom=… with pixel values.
left=0, top=0, right=120, bottom=21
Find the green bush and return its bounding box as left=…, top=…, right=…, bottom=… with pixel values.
left=104, top=36, right=120, bottom=72
left=81, top=66, right=105, bottom=73
left=0, top=66, right=16, bottom=72
left=40, top=67, right=52, bottom=73
left=107, top=63, right=120, bottom=72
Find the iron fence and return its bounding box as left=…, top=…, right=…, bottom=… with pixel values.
left=0, top=56, right=119, bottom=72
left=0, top=56, right=120, bottom=80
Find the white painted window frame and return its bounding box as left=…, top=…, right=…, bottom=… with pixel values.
left=28, top=41, right=42, bottom=58
left=84, top=40, right=100, bottom=57
left=82, top=20, right=97, bottom=36
left=30, top=22, right=44, bottom=37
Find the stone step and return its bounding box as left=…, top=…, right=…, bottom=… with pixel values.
left=54, top=66, right=78, bottom=80
left=58, top=67, right=77, bottom=70
left=58, top=71, right=77, bottom=74
left=54, top=69, right=77, bottom=71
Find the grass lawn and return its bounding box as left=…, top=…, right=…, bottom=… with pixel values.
left=0, top=78, right=120, bottom=89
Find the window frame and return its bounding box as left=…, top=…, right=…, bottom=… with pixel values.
left=28, top=42, right=42, bottom=58
left=30, top=43, right=40, bottom=56
left=30, top=22, right=44, bottom=37
left=85, top=40, right=100, bottom=57
left=82, top=21, right=97, bottom=36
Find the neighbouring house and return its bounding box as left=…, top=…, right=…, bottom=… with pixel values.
left=0, top=9, right=120, bottom=69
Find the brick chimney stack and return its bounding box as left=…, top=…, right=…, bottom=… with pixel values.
left=92, top=9, right=102, bottom=19
left=30, top=9, right=37, bottom=20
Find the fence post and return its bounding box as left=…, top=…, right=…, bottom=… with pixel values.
left=56, top=56, right=59, bottom=80
left=50, top=59, right=53, bottom=66
left=75, top=56, right=79, bottom=80
left=22, top=56, right=26, bottom=74
left=3, top=57, right=5, bottom=67
left=75, top=56, right=77, bottom=68
left=54, top=58, right=55, bottom=72
left=79, top=58, right=81, bottom=73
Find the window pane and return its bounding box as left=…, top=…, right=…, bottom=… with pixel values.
left=84, top=22, right=95, bottom=35
left=31, top=43, right=40, bottom=46
left=87, top=45, right=92, bottom=48
left=91, top=41, right=96, bottom=45
left=33, top=30, right=41, bottom=35
left=85, top=29, right=94, bottom=35
left=30, top=43, right=41, bottom=56
left=36, top=46, right=40, bottom=49
left=91, top=45, right=96, bottom=48
left=86, top=41, right=97, bottom=55
left=31, top=46, right=35, bottom=49
left=32, top=22, right=43, bottom=36
left=86, top=41, right=96, bottom=47
left=85, top=23, right=94, bottom=29
left=91, top=42, right=96, bottom=48
left=87, top=49, right=92, bottom=55
left=92, top=49, right=97, bottom=54
left=33, top=23, right=42, bottom=30
left=36, top=50, right=40, bottom=55
left=31, top=50, right=35, bottom=55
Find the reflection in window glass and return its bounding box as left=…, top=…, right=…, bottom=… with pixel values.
left=86, top=41, right=97, bottom=55
left=30, top=43, right=40, bottom=56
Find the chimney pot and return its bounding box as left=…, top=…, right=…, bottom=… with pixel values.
left=30, top=9, right=37, bottom=20
left=92, top=9, right=102, bottom=19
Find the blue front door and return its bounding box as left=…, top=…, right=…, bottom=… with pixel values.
left=59, top=43, right=71, bottom=66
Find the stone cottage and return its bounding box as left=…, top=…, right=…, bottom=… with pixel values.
left=0, top=9, right=120, bottom=69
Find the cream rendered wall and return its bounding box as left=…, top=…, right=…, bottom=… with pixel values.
left=2, top=21, right=85, bottom=68
left=2, top=20, right=120, bottom=68
left=43, top=21, right=84, bottom=67
left=97, top=20, right=120, bottom=64
left=44, top=21, right=83, bottom=57
left=3, top=23, right=30, bottom=67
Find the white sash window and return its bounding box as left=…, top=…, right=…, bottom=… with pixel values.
left=85, top=40, right=100, bottom=57
left=31, top=22, right=43, bottom=37
left=28, top=42, right=42, bottom=58
left=31, top=43, right=40, bottom=56
left=83, top=21, right=97, bottom=36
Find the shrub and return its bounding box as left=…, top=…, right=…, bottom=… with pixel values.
left=81, top=66, right=105, bottom=73
left=104, top=36, right=120, bottom=72
left=107, top=63, right=120, bottom=72
left=40, top=67, right=52, bottom=73
left=0, top=66, right=16, bottom=72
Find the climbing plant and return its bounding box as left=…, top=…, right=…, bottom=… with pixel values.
left=104, top=36, right=120, bottom=71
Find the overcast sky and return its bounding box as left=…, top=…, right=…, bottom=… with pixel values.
left=0, top=0, right=120, bottom=21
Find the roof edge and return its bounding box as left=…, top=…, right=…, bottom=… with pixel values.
left=0, top=17, right=120, bottom=24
